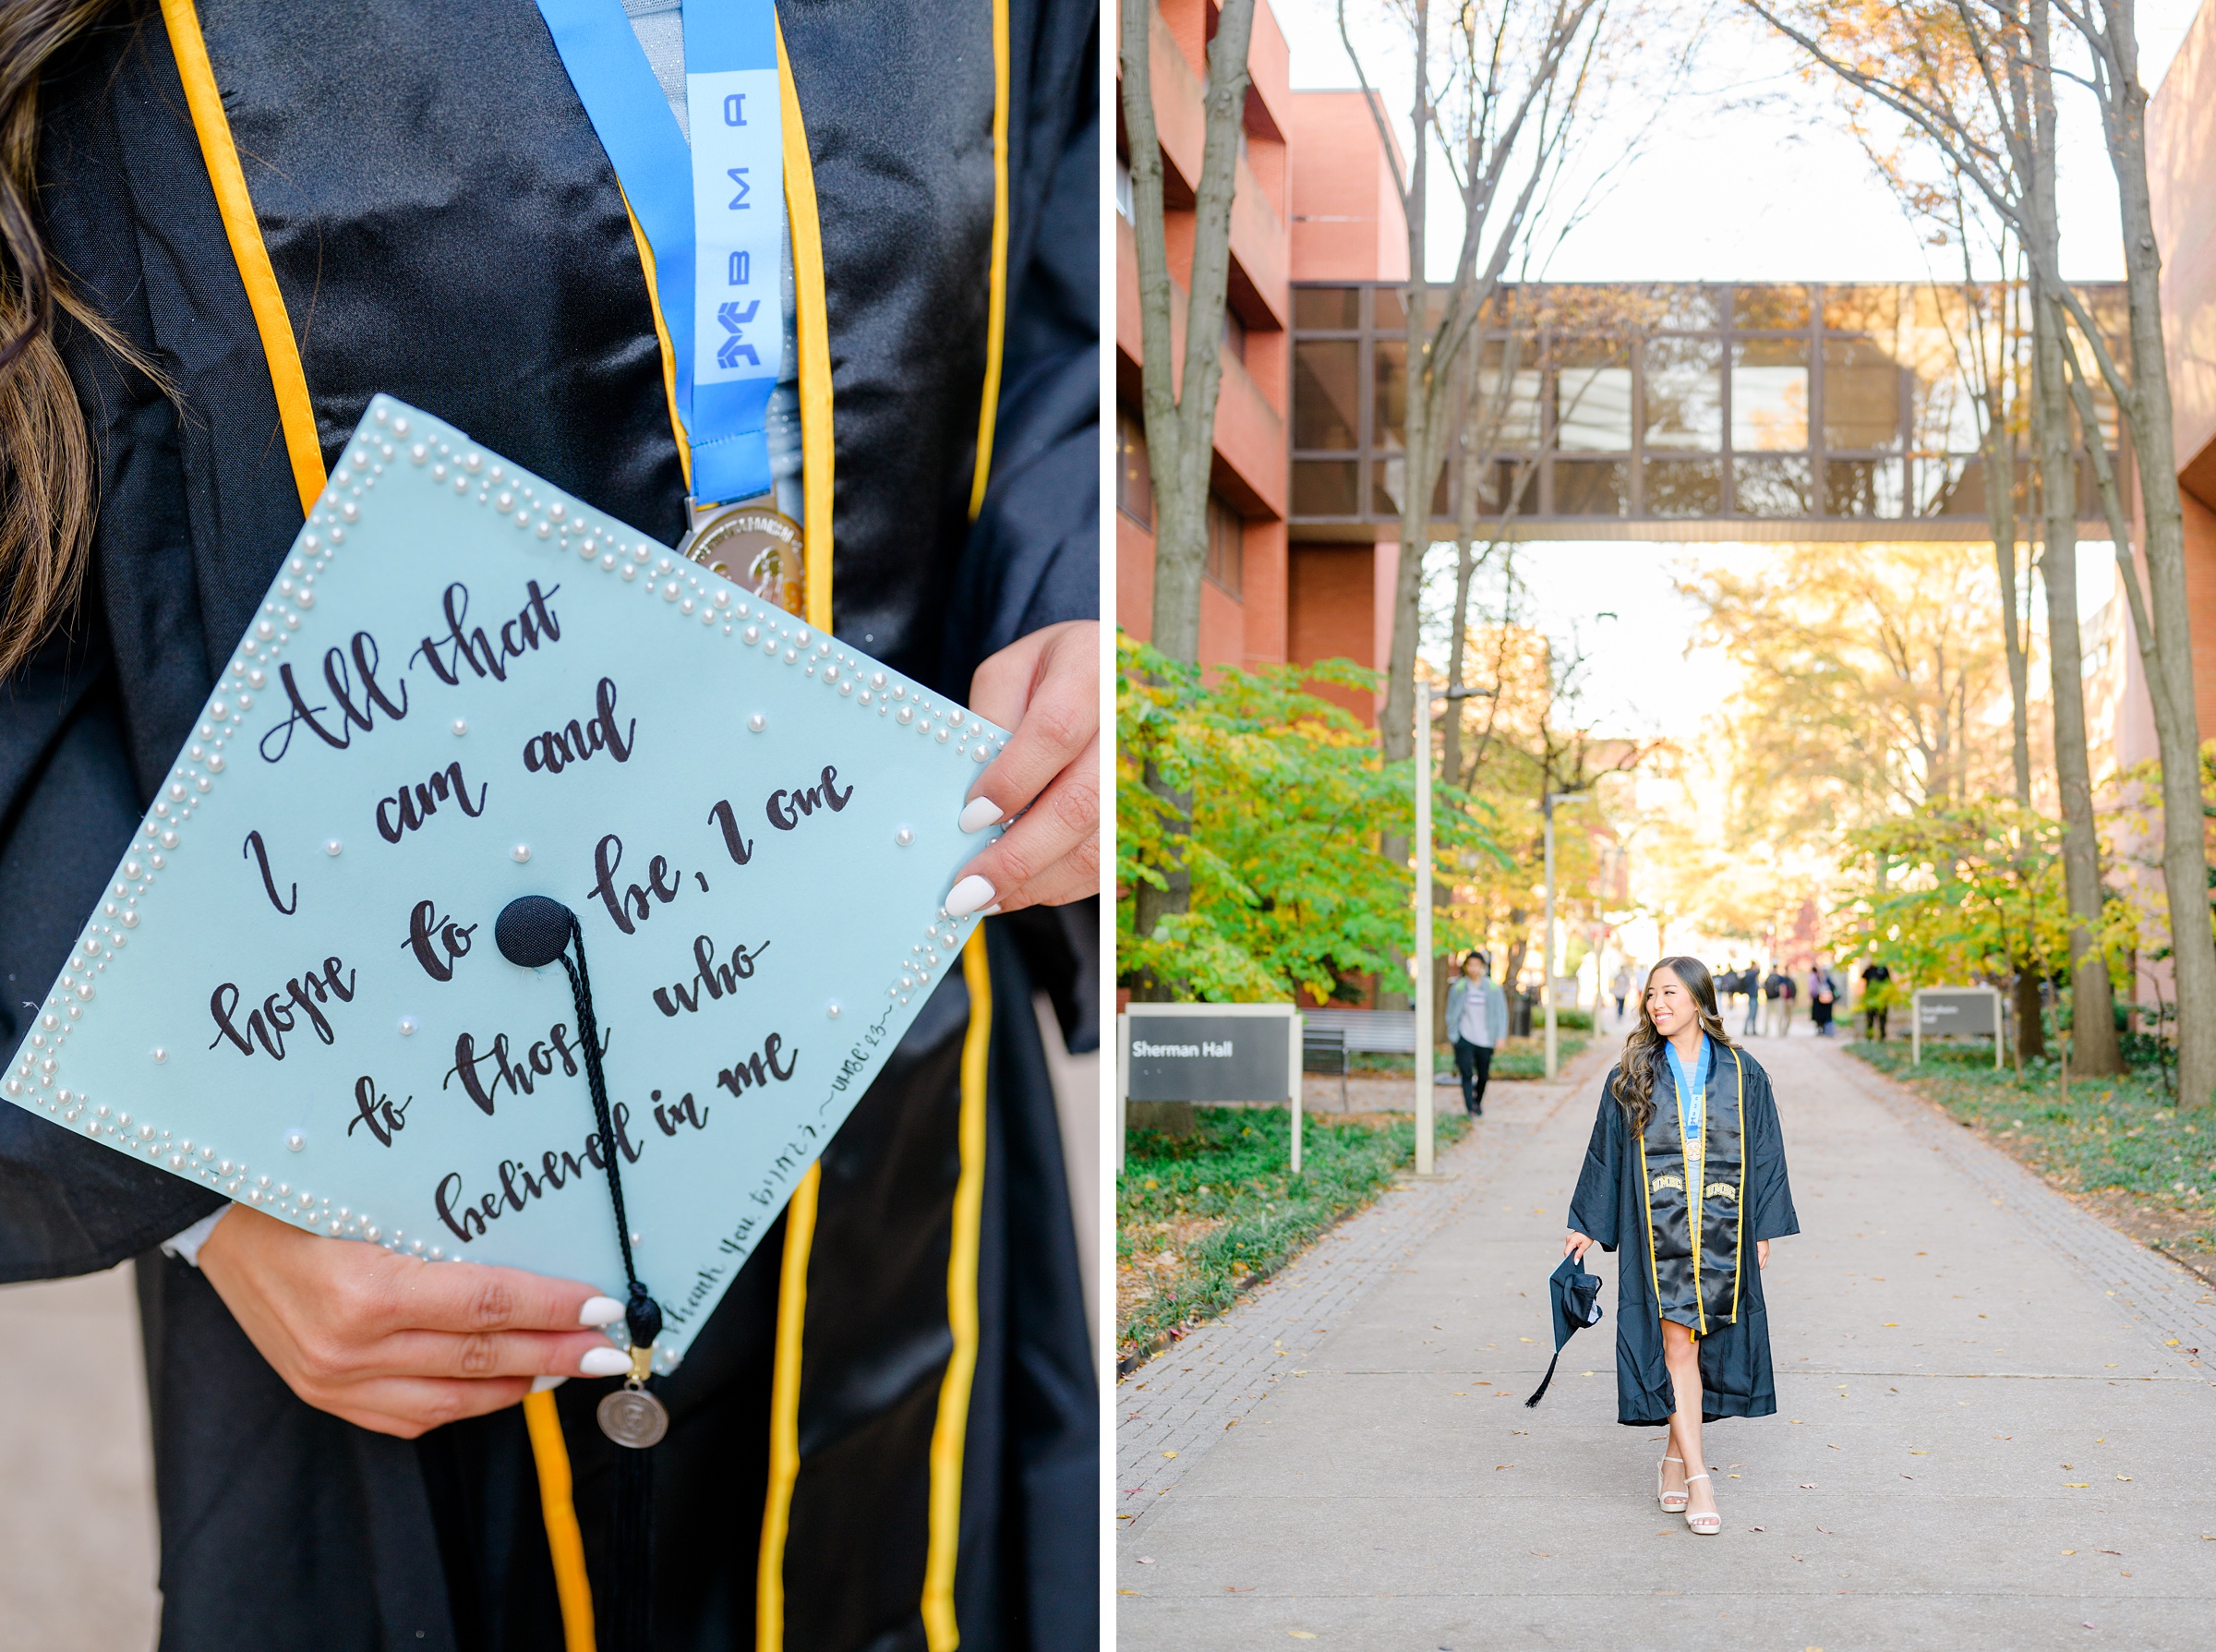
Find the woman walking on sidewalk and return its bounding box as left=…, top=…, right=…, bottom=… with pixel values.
left=1561, top=958, right=1799, bottom=1536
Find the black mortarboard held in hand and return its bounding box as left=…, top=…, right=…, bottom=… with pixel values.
left=1525, top=1249, right=1604, bottom=1406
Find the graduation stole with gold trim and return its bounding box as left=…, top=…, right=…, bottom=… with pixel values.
left=1636, top=1044, right=1747, bottom=1337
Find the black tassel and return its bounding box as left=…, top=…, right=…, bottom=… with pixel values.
left=609, top=1431, right=655, bottom=1652
left=1524, top=1346, right=1564, bottom=1407
left=496, top=898, right=665, bottom=1648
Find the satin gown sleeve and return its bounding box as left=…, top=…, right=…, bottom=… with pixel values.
left=1568, top=1072, right=1624, bottom=1251
left=1745, top=1062, right=1800, bottom=1243
left=1, top=65, right=231, bottom=1281
left=935, top=6, right=1099, bottom=698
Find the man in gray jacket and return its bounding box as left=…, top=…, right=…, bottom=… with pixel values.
left=1447, top=951, right=1511, bottom=1116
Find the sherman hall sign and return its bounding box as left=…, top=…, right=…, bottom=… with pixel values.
left=1122, top=1006, right=1297, bottom=1103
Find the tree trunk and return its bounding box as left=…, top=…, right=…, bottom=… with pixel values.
left=1503, top=927, right=1529, bottom=1001
left=1124, top=0, right=1257, bottom=663
left=1986, top=378, right=2034, bottom=805
left=2029, top=279, right=2124, bottom=1073
left=2030, top=295, right=2123, bottom=1072
left=1119, top=0, right=1259, bottom=963
left=2015, top=966, right=2047, bottom=1061
left=2026, top=10, right=2124, bottom=1074
left=1441, top=366, right=1481, bottom=791
left=1371, top=0, right=1434, bottom=1015
left=1127, top=756, right=1192, bottom=1002
left=1970, top=261, right=2037, bottom=809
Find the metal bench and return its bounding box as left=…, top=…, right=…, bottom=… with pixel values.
left=1301, top=1026, right=1349, bottom=1109
left=1298, top=1007, right=1415, bottom=1055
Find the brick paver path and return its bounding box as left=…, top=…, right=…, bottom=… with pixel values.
left=1117, top=1034, right=2216, bottom=1650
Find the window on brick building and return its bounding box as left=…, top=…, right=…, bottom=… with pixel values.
left=1116, top=409, right=1153, bottom=527
left=1205, top=492, right=1244, bottom=597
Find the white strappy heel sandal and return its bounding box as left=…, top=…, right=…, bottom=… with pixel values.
left=1656, top=1455, right=1689, bottom=1513
left=1682, top=1471, right=1721, bottom=1535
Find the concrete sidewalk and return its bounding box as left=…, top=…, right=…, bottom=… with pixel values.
left=1117, top=1034, right=2216, bottom=1651
left=0, top=1263, right=159, bottom=1649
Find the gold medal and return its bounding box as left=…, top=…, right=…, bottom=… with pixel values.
left=679, top=497, right=804, bottom=618
left=597, top=1384, right=670, bottom=1449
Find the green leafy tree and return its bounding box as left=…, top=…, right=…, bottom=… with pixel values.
left=1839, top=799, right=2128, bottom=1066
left=1116, top=636, right=1507, bottom=1002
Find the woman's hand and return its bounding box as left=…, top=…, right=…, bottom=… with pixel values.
left=1757, top=1238, right=1770, bottom=1270
left=1564, top=1230, right=1594, bottom=1262
left=944, top=621, right=1099, bottom=914
left=199, top=1205, right=629, bottom=1439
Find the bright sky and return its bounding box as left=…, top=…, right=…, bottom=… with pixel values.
left=1520, top=539, right=2123, bottom=743
left=1277, top=0, right=2205, bottom=282
left=1271, top=0, right=2190, bottom=742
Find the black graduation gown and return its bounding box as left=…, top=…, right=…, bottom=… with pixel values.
left=4, top=2, right=1098, bottom=1647
left=1568, top=1046, right=1798, bottom=1428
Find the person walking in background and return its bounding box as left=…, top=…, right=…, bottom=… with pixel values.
left=1762, top=964, right=1790, bottom=1038
left=1810, top=959, right=1839, bottom=1038
left=1448, top=950, right=1509, bottom=1116
left=1612, top=963, right=1633, bottom=1024
left=1740, top=962, right=1761, bottom=1037
left=1861, top=959, right=1893, bottom=1041
left=1563, top=957, right=1799, bottom=1537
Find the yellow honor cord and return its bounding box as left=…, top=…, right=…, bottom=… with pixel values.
left=158, top=0, right=327, bottom=514
left=966, top=0, right=1012, bottom=520
left=754, top=1159, right=820, bottom=1652
left=772, top=20, right=837, bottom=633
left=921, top=930, right=994, bottom=1648
left=524, top=1391, right=598, bottom=1652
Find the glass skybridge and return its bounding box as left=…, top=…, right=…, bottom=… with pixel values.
left=1289, top=281, right=2123, bottom=542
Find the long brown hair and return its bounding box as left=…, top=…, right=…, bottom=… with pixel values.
left=0, top=0, right=147, bottom=681
left=1612, top=955, right=1738, bottom=1135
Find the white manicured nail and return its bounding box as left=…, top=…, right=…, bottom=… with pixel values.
left=957, top=797, right=1003, bottom=833
left=530, top=1374, right=569, bottom=1393
left=945, top=874, right=995, bottom=918
left=578, top=1295, right=624, bottom=1327
left=579, top=1346, right=632, bottom=1378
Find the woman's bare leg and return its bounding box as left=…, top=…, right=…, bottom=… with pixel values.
left=1660, top=1320, right=1715, bottom=1521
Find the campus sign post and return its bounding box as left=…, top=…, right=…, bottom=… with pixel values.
left=1911, top=987, right=2005, bottom=1068
left=1117, top=1004, right=1306, bottom=1172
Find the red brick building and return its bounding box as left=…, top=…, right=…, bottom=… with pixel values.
left=2138, top=0, right=2216, bottom=763
left=1115, top=0, right=1405, bottom=719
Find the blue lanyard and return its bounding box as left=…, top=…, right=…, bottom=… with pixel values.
left=534, top=0, right=786, bottom=508
left=1665, top=1038, right=1708, bottom=1141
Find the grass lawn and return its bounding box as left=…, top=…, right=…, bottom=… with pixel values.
left=1117, top=1105, right=1470, bottom=1369
left=1851, top=1040, right=2216, bottom=1275
left=1488, top=1032, right=1592, bottom=1079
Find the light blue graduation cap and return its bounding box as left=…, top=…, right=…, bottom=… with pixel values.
left=2, top=395, right=1004, bottom=1369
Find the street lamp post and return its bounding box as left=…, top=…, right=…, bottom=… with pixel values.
left=1542, top=790, right=1585, bottom=1080
left=1414, top=682, right=1486, bottom=1176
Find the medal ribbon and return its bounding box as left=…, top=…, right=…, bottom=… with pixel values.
left=534, top=0, right=786, bottom=508
left=1666, top=1036, right=1707, bottom=1143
